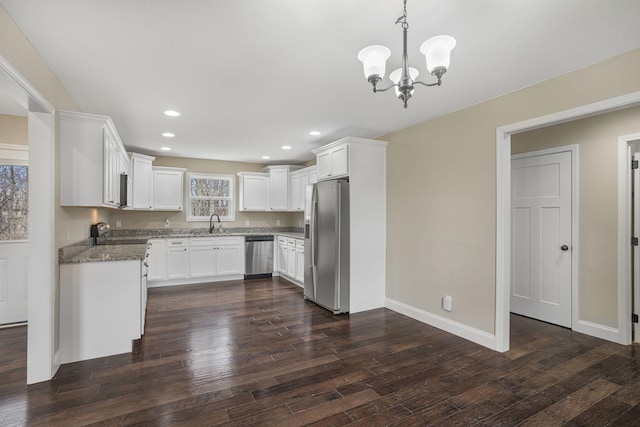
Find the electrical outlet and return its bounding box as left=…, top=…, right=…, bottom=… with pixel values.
left=245, top=220, right=250, bottom=226
left=116, top=220, right=122, bottom=228
left=164, top=219, right=170, bottom=228
left=276, top=219, right=281, bottom=226
left=442, top=295, right=453, bottom=312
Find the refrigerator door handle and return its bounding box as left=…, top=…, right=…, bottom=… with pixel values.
left=310, top=200, right=317, bottom=268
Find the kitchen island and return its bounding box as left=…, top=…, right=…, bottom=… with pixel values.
left=59, top=242, right=148, bottom=364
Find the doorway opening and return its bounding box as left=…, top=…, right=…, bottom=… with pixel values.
left=495, top=91, right=640, bottom=352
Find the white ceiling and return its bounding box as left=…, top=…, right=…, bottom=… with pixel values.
left=1, top=0, right=639, bottom=163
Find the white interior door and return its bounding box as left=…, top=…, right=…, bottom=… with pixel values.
left=0, top=241, right=28, bottom=325
left=511, top=150, right=572, bottom=327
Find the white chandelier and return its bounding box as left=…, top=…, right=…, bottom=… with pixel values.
left=357, top=0, right=456, bottom=108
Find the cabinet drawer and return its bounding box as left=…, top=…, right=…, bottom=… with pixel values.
left=213, top=236, right=244, bottom=246
left=287, top=238, right=296, bottom=247
left=167, top=239, right=188, bottom=248
left=190, top=238, right=215, bottom=247
left=277, top=236, right=287, bottom=245
left=295, top=239, right=304, bottom=249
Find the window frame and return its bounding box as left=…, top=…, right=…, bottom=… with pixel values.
left=186, top=172, right=236, bottom=222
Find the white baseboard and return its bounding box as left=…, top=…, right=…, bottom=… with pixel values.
left=573, top=319, right=626, bottom=344
left=385, top=298, right=497, bottom=350
left=147, top=274, right=244, bottom=288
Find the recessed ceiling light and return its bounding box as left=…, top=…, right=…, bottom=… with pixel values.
left=162, top=132, right=175, bottom=138
left=164, top=110, right=180, bottom=117
left=160, top=147, right=172, bottom=151
left=281, top=145, right=292, bottom=150
left=309, top=131, right=321, bottom=136
left=261, top=156, right=270, bottom=159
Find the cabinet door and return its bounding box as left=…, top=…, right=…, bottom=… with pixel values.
left=268, top=168, right=288, bottom=211
left=277, top=238, right=288, bottom=274
left=215, top=239, right=244, bottom=275
left=240, top=174, right=269, bottom=211
left=316, top=144, right=349, bottom=181
left=131, top=156, right=153, bottom=210
left=287, top=246, right=296, bottom=277
left=190, top=245, right=216, bottom=277
left=167, top=240, right=189, bottom=279
left=309, top=169, right=318, bottom=184
left=147, top=239, right=167, bottom=281
left=295, top=246, right=305, bottom=283
left=289, top=173, right=302, bottom=211
left=330, top=145, right=349, bottom=178
left=153, top=169, right=184, bottom=211
left=317, top=151, right=333, bottom=180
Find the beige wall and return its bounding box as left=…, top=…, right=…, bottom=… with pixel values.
left=383, top=49, right=640, bottom=335
left=0, top=114, right=27, bottom=145
left=511, top=105, right=640, bottom=328
left=110, top=155, right=303, bottom=230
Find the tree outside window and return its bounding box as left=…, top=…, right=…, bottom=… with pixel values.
left=0, top=164, right=28, bottom=240
left=186, top=173, right=235, bottom=221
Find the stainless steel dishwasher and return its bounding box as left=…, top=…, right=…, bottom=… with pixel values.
left=244, top=235, right=274, bottom=279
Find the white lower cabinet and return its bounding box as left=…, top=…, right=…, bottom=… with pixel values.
left=276, top=235, right=304, bottom=286
left=147, top=239, right=167, bottom=281
left=148, top=236, right=244, bottom=286
left=215, top=238, right=244, bottom=275
left=277, top=236, right=288, bottom=274
left=167, top=239, right=190, bottom=279
left=287, top=239, right=296, bottom=277
left=60, top=260, right=142, bottom=363
left=190, top=238, right=216, bottom=277
left=295, top=240, right=305, bottom=283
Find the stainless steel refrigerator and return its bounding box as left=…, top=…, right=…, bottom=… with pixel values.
left=304, top=179, right=349, bottom=314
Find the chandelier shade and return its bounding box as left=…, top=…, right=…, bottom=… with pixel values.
left=420, top=35, right=456, bottom=76
left=357, top=45, right=391, bottom=81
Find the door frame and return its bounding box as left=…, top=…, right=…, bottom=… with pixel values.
left=0, top=54, right=57, bottom=383
left=495, top=90, right=640, bottom=352
left=620, top=133, right=640, bottom=344
left=511, top=145, right=579, bottom=330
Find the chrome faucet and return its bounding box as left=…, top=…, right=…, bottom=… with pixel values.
left=209, top=213, right=221, bottom=233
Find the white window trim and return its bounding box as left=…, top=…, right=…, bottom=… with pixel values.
left=0, top=143, right=28, bottom=165
left=186, top=172, right=236, bottom=221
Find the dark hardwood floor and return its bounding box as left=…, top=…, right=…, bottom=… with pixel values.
left=1, top=277, right=640, bottom=426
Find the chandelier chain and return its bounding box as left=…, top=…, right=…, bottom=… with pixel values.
left=396, top=0, right=409, bottom=30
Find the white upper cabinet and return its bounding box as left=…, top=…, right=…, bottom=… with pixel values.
left=315, top=142, right=349, bottom=181
left=59, top=110, right=129, bottom=209
left=289, top=166, right=314, bottom=211
left=238, top=172, right=269, bottom=211
left=264, top=166, right=295, bottom=211
left=238, top=166, right=302, bottom=212
left=152, top=166, right=186, bottom=211
left=130, top=153, right=155, bottom=210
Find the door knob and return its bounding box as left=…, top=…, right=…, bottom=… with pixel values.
left=561, top=245, right=569, bottom=251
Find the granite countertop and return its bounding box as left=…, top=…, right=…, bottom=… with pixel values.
left=59, top=227, right=304, bottom=264
left=60, top=244, right=148, bottom=264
